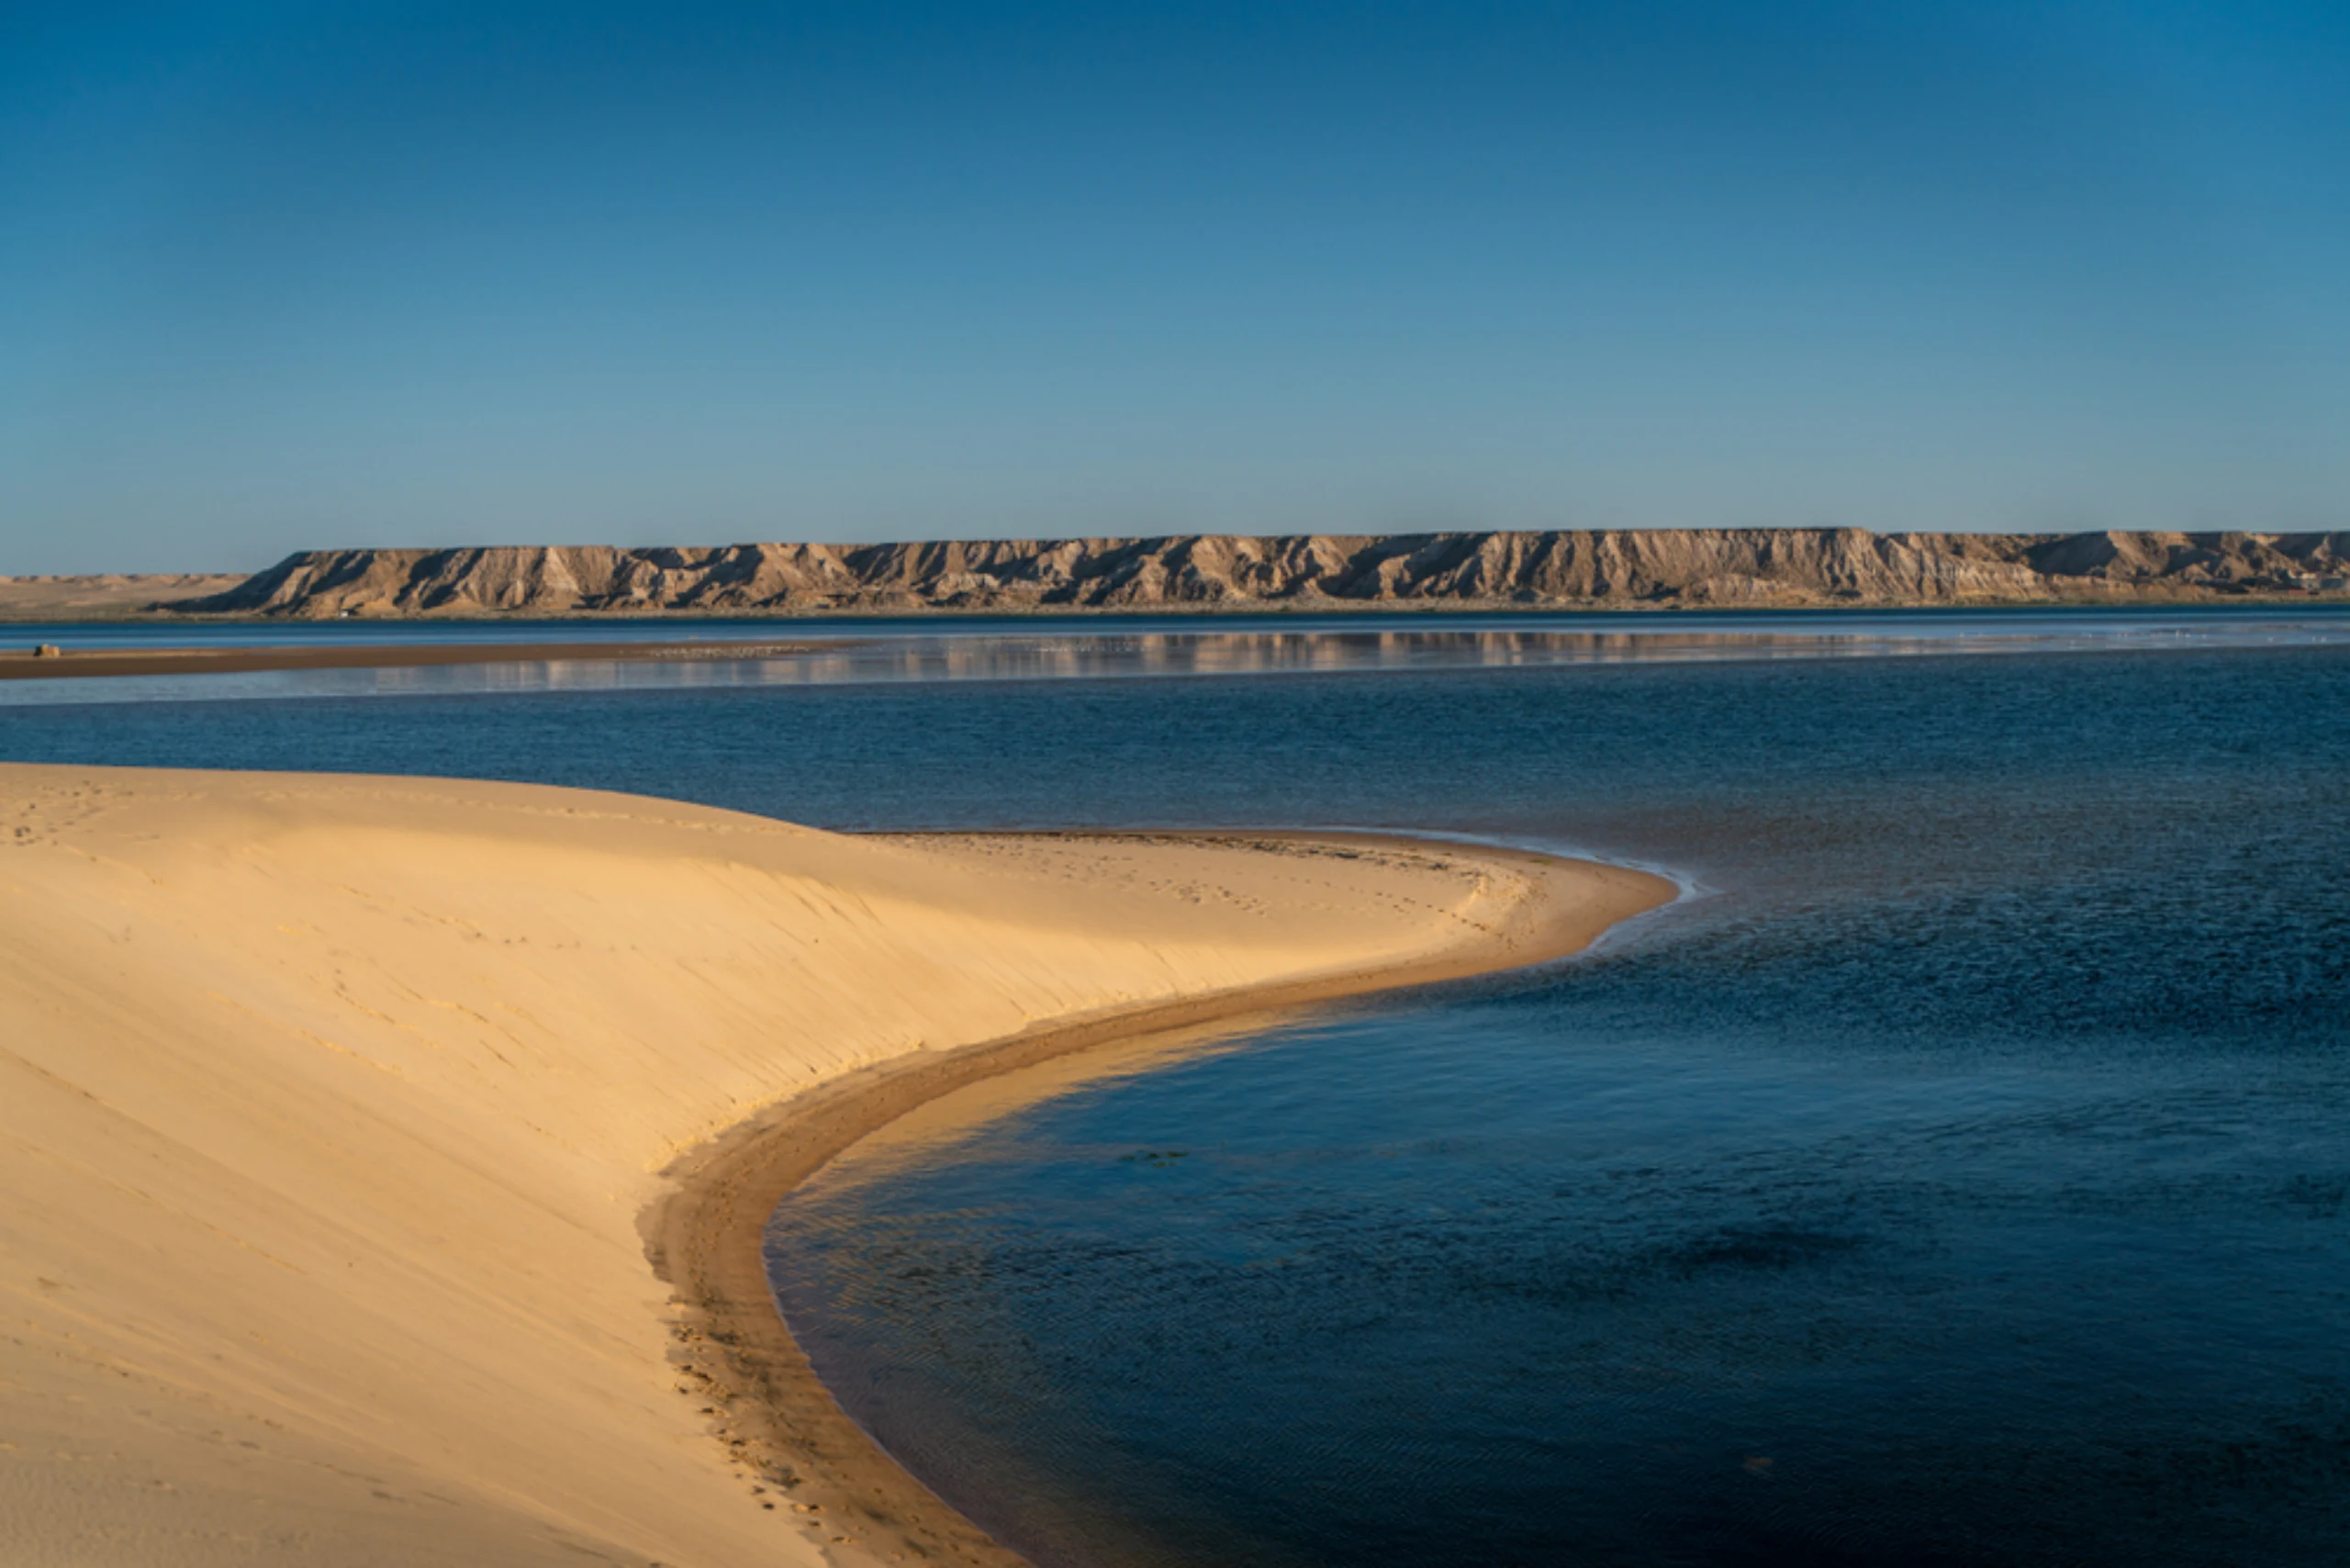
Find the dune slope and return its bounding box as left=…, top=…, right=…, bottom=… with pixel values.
left=0, top=765, right=1666, bottom=1566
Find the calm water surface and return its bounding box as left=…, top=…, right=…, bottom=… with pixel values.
left=7, top=607, right=2346, bottom=706
left=5, top=629, right=2345, bottom=1565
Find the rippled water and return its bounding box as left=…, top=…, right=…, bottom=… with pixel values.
left=5, top=626, right=2346, bottom=1565
left=7, top=607, right=2347, bottom=705
left=759, top=645, right=2350, bottom=1568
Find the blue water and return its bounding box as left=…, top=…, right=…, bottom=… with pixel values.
left=5, top=625, right=2346, bottom=1565
left=7, top=607, right=2347, bottom=707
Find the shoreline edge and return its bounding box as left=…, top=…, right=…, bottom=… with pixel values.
left=648, top=831, right=1673, bottom=1567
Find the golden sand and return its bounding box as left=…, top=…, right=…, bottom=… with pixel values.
left=0, top=764, right=1669, bottom=1565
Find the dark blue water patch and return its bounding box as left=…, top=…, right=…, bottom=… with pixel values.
left=771, top=984, right=2350, bottom=1566
left=717, top=646, right=2346, bottom=1568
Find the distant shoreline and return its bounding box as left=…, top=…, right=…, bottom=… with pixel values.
left=0, top=637, right=848, bottom=679
left=9, top=604, right=2347, bottom=683
left=19, top=596, right=2350, bottom=627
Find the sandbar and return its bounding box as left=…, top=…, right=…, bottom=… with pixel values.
left=0, top=764, right=1671, bottom=1566
left=0, top=638, right=844, bottom=681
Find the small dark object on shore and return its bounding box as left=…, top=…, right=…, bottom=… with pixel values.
left=32, top=644, right=62, bottom=657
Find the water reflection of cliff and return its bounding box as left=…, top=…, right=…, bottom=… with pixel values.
left=6, top=617, right=2345, bottom=708
left=782, top=629, right=1863, bottom=685
left=604, top=620, right=2323, bottom=688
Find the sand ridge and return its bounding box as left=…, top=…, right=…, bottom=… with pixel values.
left=0, top=764, right=1671, bottom=1566
left=0, top=639, right=845, bottom=681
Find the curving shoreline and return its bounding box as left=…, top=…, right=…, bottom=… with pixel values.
left=0, top=769, right=1668, bottom=1567
left=648, top=833, right=1673, bottom=1567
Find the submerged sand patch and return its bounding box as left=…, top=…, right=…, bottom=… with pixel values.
left=0, top=765, right=1667, bottom=1566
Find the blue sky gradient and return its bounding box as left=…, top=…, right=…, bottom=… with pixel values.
left=4, top=1, right=2346, bottom=572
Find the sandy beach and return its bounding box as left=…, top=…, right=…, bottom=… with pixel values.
left=0, top=764, right=1670, bottom=1567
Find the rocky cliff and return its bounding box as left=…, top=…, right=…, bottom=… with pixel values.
left=161, top=530, right=2350, bottom=617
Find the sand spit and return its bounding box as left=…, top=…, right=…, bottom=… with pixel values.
left=0, top=638, right=842, bottom=682
left=0, top=765, right=1670, bottom=1567
left=162, top=530, right=2350, bottom=617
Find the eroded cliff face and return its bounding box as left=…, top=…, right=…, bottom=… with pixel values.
left=161, top=530, right=2350, bottom=617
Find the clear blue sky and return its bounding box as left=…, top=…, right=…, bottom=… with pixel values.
left=4, top=1, right=2346, bottom=573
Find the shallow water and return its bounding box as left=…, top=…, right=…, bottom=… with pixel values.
left=6, top=626, right=2347, bottom=1565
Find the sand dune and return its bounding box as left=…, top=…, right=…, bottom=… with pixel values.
left=0, top=765, right=1669, bottom=1566
left=0, top=573, right=247, bottom=621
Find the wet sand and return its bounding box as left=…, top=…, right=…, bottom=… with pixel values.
left=649, top=831, right=1670, bottom=1566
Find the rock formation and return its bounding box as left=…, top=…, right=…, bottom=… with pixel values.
left=159, top=530, right=2350, bottom=617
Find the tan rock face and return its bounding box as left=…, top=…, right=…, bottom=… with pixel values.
left=160, top=529, right=2350, bottom=616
